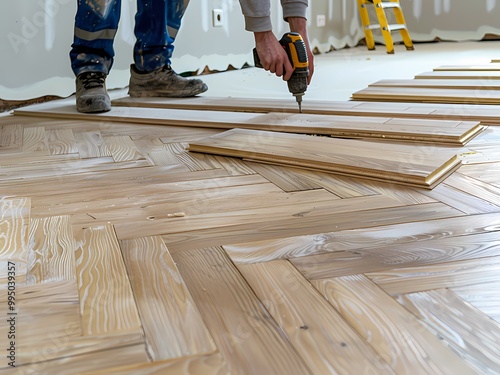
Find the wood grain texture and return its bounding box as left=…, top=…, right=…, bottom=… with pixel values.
left=313, top=275, right=477, bottom=375
left=0, top=197, right=30, bottom=285
left=416, top=70, right=500, bottom=79
left=103, top=135, right=147, bottom=162
left=366, top=256, right=500, bottom=296
left=351, top=85, right=500, bottom=105
left=27, top=215, right=77, bottom=284
left=244, top=162, right=324, bottom=192
left=22, top=126, right=48, bottom=152
left=121, top=236, right=216, bottom=360
left=0, top=156, right=150, bottom=181
left=370, top=78, right=500, bottom=90
left=165, top=202, right=463, bottom=253
left=46, top=128, right=78, bottom=155
left=0, top=123, right=22, bottom=149
left=452, top=280, right=500, bottom=323
left=13, top=100, right=484, bottom=145
left=111, top=95, right=500, bottom=125
left=171, top=246, right=312, bottom=375
left=1, top=343, right=149, bottom=375
left=188, top=128, right=469, bottom=189
left=399, top=288, right=500, bottom=375
left=434, top=64, right=500, bottom=71
left=81, top=353, right=228, bottom=375
left=74, top=224, right=142, bottom=335
left=225, top=210, right=498, bottom=264
left=292, top=231, right=500, bottom=280
left=74, top=131, right=111, bottom=158
left=237, top=260, right=392, bottom=374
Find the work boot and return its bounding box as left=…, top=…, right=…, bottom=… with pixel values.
left=128, top=64, right=208, bottom=98
left=75, top=72, right=111, bottom=113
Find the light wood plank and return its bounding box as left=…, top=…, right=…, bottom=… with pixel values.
left=244, top=162, right=324, bottom=192
left=366, top=256, right=500, bottom=296
left=443, top=172, right=500, bottom=207
left=188, top=128, right=469, bottom=189
left=292, top=231, right=500, bottom=280
left=370, top=78, right=500, bottom=90
left=313, top=275, right=477, bottom=375
left=164, top=142, right=224, bottom=171
left=74, top=224, right=142, bottom=335
left=416, top=70, right=500, bottom=79
left=13, top=101, right=484, bottom=145
left=27, top=215, right=77, bottom=284
left=46, top=128, right=78, bottom=155
left=0, top=166, right=236, bottom=202
left=115, top=192, right=405, bottom=240
left=0, top=197, right=30, bottom=286
left=171, top=246, right=312, bottom=375
left=164, top=202, right=463, bottom=253
left=225, top=212, right=500, bottom=264
left=285, top=167, right=381, bottom=198
left=434, top=64, right=500, bottom=71
left=352, top=85, right=500, bottom=105
left=0, top=156, right=150, bottom=181
left=103, top=135, right=146, bottom=162
left=74, top=131, right=111, bottom=158
left=110, top=95, right=500, bottom=126
left=81, top=353, right=228, bottom=375
left=399, top=288, right=500, bottom=375
left=22, top=126, right=48, bottom=152
left=120, top=236, right=216, bottom=360
left=0, top=343, right=149, bottom=375
left=415, top=179, right=500, bottom=214
left=0, top=124, right=22, bottom=149
left=451, top=280, right=500, bottom=323
left=238, top=260, right=392, bottom=374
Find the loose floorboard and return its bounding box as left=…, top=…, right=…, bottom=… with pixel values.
left=416, top=70, right=500, bottom=79
left=188, top=128, right=470, bottom=189
left=351, top=86, right=500, bottom=105
left=2, top=47, right=500, bottom=374
left=112, top=95, right=500, bottom=125
left=370, top=79, right=500, bottom=90
left=13, top=101, right=484, bottom=145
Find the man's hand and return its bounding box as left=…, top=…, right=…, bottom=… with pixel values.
left=287, top=17, right=314, bottom=84
left=254, top=31, right=294, bottom=81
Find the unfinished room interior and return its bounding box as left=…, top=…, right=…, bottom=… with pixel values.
left=2, top=0, right=500, bottom=374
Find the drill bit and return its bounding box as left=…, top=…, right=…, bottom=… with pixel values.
left=295, top=94, right=303, bottom=113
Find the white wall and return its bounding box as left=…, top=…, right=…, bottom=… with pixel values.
left=2, top=0, right=500, bottom=101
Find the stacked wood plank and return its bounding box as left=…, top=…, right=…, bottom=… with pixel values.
left=352, top=61, right=500, bottom=104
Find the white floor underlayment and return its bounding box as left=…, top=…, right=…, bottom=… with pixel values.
left=59, top=39, right=500, bottom=107
left=193, top=40, right=500, bottom=104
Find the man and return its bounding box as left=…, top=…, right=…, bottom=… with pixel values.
left=71, top=0, right=313, bottom=114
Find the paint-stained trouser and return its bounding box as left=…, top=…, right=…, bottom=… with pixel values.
left=70, top=0, right=189, bottom=76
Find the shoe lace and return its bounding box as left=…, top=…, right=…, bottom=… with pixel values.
left=80, top=72, right=106, bottom=89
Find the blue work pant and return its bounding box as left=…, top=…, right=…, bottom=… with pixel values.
left=70, top=0, right=189, bottom=76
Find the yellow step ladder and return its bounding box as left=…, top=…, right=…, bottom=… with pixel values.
left=357, top=0, right=414, bottom=54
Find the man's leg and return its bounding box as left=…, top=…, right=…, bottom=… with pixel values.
left=69, top=0, right=121, bottom=112
left=128, top=0, right=207, bottom=97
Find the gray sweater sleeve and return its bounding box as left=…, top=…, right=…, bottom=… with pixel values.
left=239, top=0, right=308, bottom=32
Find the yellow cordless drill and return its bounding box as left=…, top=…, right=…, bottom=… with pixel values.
left=253, top=32, right=309, bottom=113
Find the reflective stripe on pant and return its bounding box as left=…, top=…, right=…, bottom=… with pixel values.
left=70, top=0, right=190, bottom=76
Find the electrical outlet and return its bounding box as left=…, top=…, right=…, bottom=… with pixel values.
left=316, top=14, right=326, bottom=28
left=212, top=9, right=223, bottom=27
